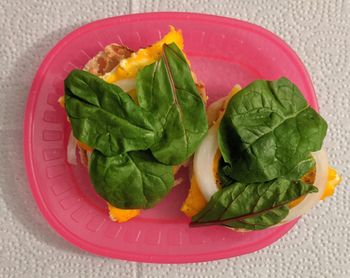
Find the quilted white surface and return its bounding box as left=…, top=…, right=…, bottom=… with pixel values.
left=0, top=0, right=349, bottom=277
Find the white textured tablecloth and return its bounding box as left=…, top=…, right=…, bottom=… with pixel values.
left=0, top=1, right=349, bottom=277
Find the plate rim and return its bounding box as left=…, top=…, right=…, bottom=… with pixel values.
left=23, top=12, right=315, bottom=263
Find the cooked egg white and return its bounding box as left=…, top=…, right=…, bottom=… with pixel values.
left=181, top=86, right=341, bottom=226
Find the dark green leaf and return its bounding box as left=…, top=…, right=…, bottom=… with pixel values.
left=65, top=70, right=159, bottom=156
left=283, top=155, right=315, bottom=180
left=226, top=206, right=289, bottom=230
left=217, top=157, right=235, bottom=187
left=218, top=77, right=327, bottom=182
left=89, top=150, right=174, bottom=209
left=191, top=178, right=318, bottom=230
left=136, top=43, right=208, bottom=165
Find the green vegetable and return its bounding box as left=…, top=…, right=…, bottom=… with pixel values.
left=217, top=157, right=235, bottom=187
left=191, top=178, right=318, bottom=229
left=218, top=77, right=327, bottom=183
left=226, top=206, right=289, bottom=230
left=65, top=70, right=159, bottom=156
left=65, top=44, right=208, bottom=209
left=283, top=155, right=315, bottom=180
left=195, top=77, right=325, bottom=230
left=65, top=44, right=208, bottom=210
left=218, top=155, right=316, bottom=187
left=89, top=150, right=174, bottom=209
left=137, top=43, right=208, bottom=165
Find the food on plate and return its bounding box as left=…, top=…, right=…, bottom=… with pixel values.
left=182, top=78, right=341, bottom=231
left=59, top=25, right=341, bottom=230
left=60, top=26, right=208, bottom=222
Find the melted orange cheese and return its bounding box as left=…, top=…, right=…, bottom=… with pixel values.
left=289, top=169, right=316, bottom=208
left=289, top=167, right=341, bottom=208
left=128, top=88, right=138, bottom=104
left=211, top=85, right=241, bottom=126
left=181, top=175, right=207, bottom=217
left=321, top=167, right=341, bottom=200
left=104, top=26, right=184, bottom=84
left=76, top=140, right=93, bottom=152
left=58, top=96, right=65, bottom=107
left=108, top=203, right=140, bottom=223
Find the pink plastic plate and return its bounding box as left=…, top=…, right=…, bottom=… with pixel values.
left=24, top=12, right=318, bottom=263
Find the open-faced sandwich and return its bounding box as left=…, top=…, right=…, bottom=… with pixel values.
left=181, top=78, right=341, bottom=231
left=59, top=27, right=208, bottom=222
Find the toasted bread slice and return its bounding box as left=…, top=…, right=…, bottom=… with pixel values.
left=83, top=44, right=133, bottom=76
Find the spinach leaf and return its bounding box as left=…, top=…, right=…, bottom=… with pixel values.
left=89, top=150, right=174, bottom=209
left=136, top=43, right=208, bottom=165
left=65, top=70, right=160, bottom=156
left=283, top=155, right=315, bottom=180
left=191, top=178, right=317, bottom=230
left=218, top=77, right=327, bottom=182
left=226, top=206, right=289, bottom=230
left=217, top=157, right=235, bottom=187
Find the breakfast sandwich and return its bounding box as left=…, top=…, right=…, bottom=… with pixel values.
left=60, top=26, right=208, bottom=222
